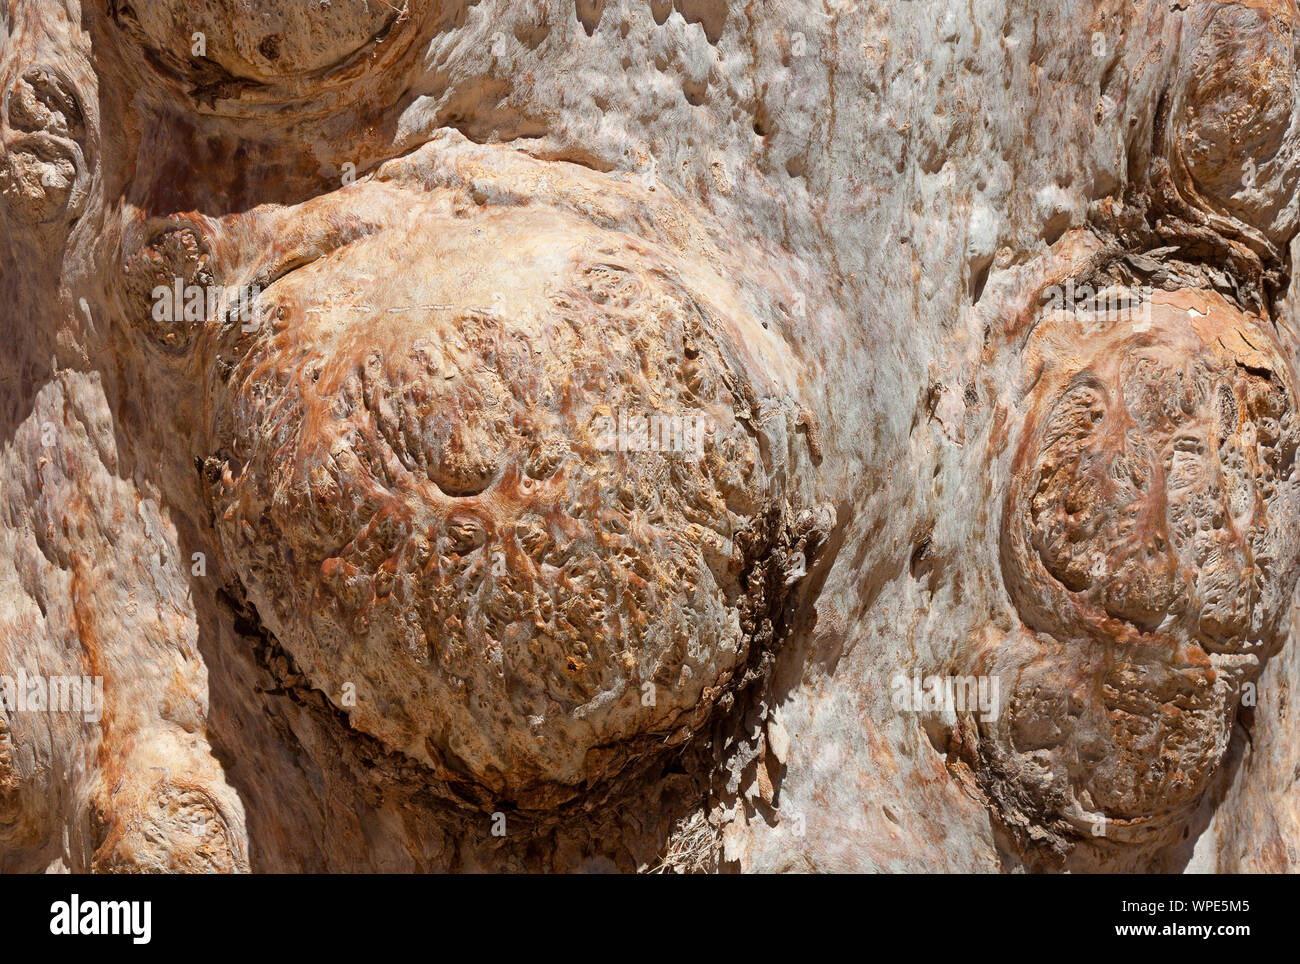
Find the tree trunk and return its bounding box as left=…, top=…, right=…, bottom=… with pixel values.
left=2, top=0, right=1299, bottom=872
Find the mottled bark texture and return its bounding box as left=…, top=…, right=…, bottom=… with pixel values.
left=2, top=0, right=1300, bottom=872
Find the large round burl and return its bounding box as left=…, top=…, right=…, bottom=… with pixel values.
left=984, top=289, right=1300, bottom=847
left=203, top=206, right=806, bottom=808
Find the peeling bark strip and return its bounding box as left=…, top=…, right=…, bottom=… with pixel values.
left=4, top=0, right=1300, bottom=873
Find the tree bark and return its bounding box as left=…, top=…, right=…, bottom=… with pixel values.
left=2, top=0, right=1299, bottom=872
